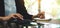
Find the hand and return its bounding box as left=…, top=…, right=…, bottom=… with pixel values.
left=0, top=13, right=23, bottom=21
left=38, top=11, right=45, bottom=19
left=15, top=13, right=24, bottom=20
left=9, top=13, right=24, bottom=20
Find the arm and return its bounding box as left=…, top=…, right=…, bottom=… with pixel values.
left=0, top=16, right=10, bottom=21
left=0, top=13, right=23, bottom=21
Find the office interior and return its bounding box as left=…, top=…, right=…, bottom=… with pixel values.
left=0, top=0, right=60, bottom=28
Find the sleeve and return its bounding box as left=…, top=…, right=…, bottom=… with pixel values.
left=15, top=0, right=33, bottom=20
left=0, top=0, right=5, bottom=16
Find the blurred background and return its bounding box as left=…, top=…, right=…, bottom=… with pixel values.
left=4, top=0, right=60, bottom=28
left=24, top=0, right=60, bottom=19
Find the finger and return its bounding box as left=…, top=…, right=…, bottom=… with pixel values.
left=17, top=13, right=23, bottom=18
left=10, top=14, right=17, bottom=18
left=14, top=14, right=22, bottom=19
left=17, top=15, right=23, bottom=20
left=15, top=14, right=23, bottom=20
left=17, top=13, right=23, bottom=17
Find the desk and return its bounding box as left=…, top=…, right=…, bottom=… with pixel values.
left=30, top=22, right=44, bottom=28
left=34, top=19, right=60, bottom=28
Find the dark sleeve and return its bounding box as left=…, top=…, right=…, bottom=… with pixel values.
left=15, top=0, right=33, bottom=19
left=17, top=5, right=33, bottom=20
left=0, top=0, right=5, bottom=16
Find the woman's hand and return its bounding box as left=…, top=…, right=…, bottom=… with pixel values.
left=2, top=13, right=23, bottom=21
left=9, top=13, right=24, bottom=20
